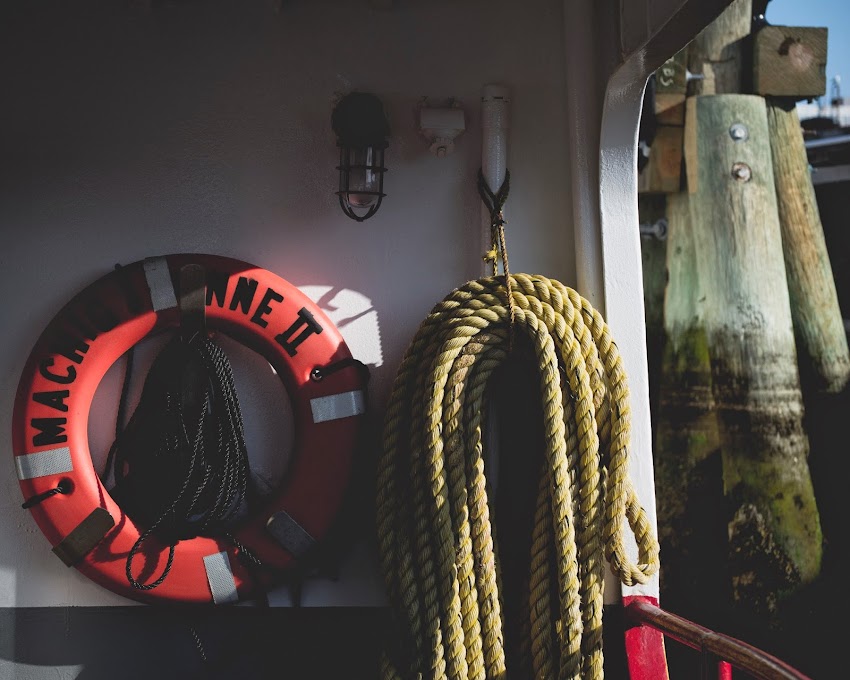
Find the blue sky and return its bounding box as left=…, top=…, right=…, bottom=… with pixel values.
left=769, top=0, right=849, bottom=98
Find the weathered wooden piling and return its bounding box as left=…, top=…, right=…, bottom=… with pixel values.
left=766, top=100, right=850, bottom=393
left=652, top=2, right=749, bottom=627
left=653, top=191, right=726, bottom=620
left=685, top=93, right=823, bottom=611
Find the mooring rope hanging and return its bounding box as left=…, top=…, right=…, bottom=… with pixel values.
left=375, top=273, right=660, bottom=680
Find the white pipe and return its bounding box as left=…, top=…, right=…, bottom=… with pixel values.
left=480, top=84, right=511, bottom=277
left=480, top=84, right=510, bottom=491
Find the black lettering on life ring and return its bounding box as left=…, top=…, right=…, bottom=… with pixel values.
left=275, top=307, right=323, bottom=357
left=230, top=277, right=259, bottom=314
left=39, top=359, right=77, bottom=384
left=50, top=336, right=90, bottom=365
left=31, top=417, right=68, bottom=447
left=251, top=288, right=284, bottom=329
left=32, top=390, right=70, bottom=413
left=206, top=271, right=229, bottom=308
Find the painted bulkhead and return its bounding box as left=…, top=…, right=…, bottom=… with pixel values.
left=0, top=0, right=731, bottom=676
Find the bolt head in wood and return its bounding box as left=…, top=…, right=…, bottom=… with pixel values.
left=731, top=163, right=752, bottom=182
left=730, top=123, right=749, bottom=142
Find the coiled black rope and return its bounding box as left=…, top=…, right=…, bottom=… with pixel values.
left=106, top=334, right=255, bottom=590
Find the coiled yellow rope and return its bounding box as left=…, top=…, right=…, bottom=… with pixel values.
left=375, top=274, right=660, bottom=679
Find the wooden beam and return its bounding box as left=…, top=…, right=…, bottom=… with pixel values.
left=639, top=125, right=685, bottom=194
left=639, top=49, right=689, bottom=195
left=655, top=49, right=688, bottom=126
left=688, top=0, right=752, bottom=95
left=754, top=26, right=827, bottom=100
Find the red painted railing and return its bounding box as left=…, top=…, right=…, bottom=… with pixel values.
left=624, top=598, right=812, bottom=680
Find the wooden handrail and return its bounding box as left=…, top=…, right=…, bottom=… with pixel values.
left=624, top=599, right=812, bottom=680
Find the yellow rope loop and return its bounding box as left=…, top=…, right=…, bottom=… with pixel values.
left=444, top=333, right=508, bottom=680
left=376, top=274, right=660, bottom=680
left=463, top=349, right=510, bottom=680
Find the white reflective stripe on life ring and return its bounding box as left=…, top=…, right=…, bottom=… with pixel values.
left=143, top=257, right=178, bottom=312
left=310, top=390, right=365, bottom=423
left=15, top=447, right=73, bottom=480
left=203, top=551, right=239, bottom=605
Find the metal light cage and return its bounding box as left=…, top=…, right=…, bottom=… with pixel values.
left=335, top=142, right=388, bottom=222
left=332, top=92, right=390, bottom=222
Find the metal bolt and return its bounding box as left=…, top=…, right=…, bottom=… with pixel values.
left=731, top=162, right=752, bottom=182
left=639, top=217, right=668, bottom=241
left=729, top=123, right=749, bottom=142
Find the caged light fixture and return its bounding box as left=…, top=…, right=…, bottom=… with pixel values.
left=331, top=92, right=390, bottom=222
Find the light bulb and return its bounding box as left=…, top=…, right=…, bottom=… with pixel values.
left=346, top=147, right=380, bottom=208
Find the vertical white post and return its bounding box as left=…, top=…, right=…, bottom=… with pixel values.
left=480, top=85, right=511, bottom=276
left=599, top=62, right=660, bottom=604
left=480, top=84, right=511, bottom=489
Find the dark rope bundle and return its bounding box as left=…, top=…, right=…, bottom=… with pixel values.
left=106, top=334, right=254, bottom=590
left=477, top=167, right=510, bottom=233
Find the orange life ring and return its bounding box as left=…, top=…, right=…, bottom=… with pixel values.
left=12, top=254, right=367, bottom=605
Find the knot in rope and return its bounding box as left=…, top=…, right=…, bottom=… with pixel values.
left=375, top=274, right=660, bottom=680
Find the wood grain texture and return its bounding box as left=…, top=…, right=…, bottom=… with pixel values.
left=655, top=49, right=688, bottom=126
left=687, top=0, right=751, bottom=95
left=654, top=191, right=726, bottom=619
left=663, top=193, right=700, bottom=335
left=687, top=94, right=822, bottom=608
left=640, top=195, right=668, bottom=341
left=640, top=125, right=685, bottom=194
left=754, top=27, right=827, bottom=99
left=766, top=101, right=849, bottom=393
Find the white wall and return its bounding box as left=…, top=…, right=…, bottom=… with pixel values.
left=0, top=0, right=574, bottom=607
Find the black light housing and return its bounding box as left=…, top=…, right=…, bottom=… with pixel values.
left=332, top=92, right=390, bottom=222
